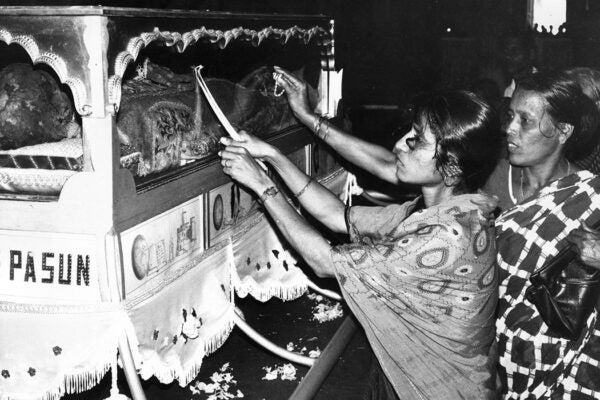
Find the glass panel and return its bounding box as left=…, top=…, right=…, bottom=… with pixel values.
left=117, top=38, right=322, bottom=187
left=0, top=43, right=82, bottom=199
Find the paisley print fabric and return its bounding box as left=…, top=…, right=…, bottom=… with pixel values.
left=330, top=194, right=498, bottom=400
left=495, top=171, right=600, bottom=399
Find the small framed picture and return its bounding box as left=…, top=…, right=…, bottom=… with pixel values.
left=121, top=196, right=204, bottom=297
left=204, top=181, right=258, bottom=248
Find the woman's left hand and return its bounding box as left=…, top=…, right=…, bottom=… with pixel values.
left=567, top=222, right=600, bottom=270
left=473, top=191, right=499, bottom=228
left=219, top=144, right=272, bottom=194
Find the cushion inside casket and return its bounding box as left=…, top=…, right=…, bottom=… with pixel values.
left=0, top=138, right=144, bottom=195
left=0, top=63, right=87, bottom=196
left=0, top=138, right=83, bottom=195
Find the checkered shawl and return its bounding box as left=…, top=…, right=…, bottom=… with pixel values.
left=331, top=194, right=498, bottom=400
left=496, top=171, right=600, bottom=399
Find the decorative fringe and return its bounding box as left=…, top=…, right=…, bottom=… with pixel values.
left=22, top=363, right=112, bottom=400
left=180, top=313, right=236, bottom=386
left=236, top=280, right=308, bottom=303
left=134, top=308, right=236, bottom=388
left=203, top=313, right=236, bottom=355
left=105, top=354, right=130, bottom=400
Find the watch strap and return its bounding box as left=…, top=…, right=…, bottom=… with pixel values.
left=259, top=186, right=280, bottom=204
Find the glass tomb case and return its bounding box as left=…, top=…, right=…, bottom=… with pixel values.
left=0, top=8, right=345, bottom=400
left=0, top=6, right=340, bottom=233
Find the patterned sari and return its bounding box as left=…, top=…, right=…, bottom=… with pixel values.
left=496, top=171, right=600, bottom=399
left=330, top=194, right=498, bottom=400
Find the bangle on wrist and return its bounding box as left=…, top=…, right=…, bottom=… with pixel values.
left=320, top=119, right=330, bottom=141
left=259, top=186, right=280, bottom=205
left=294, top=178, right=313, bottom=198
left=313, top=115, right=325, bottom=139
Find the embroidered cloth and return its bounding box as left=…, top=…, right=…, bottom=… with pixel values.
left=0, top=168, right=347, bottom=399
left=0, top=302, right=133, bottom=400
left=495, top=171, right=600, bottom=399
left=330, top=194, right=498, bottom=400
left=126, top=169, right=347, bottom=386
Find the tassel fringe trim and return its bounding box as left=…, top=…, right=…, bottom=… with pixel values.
left=136, top=308, right=236, bottom=388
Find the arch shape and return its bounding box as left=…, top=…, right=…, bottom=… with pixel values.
left=0, top=28, right=90, bottom=116
left=108, top=25, right=330, bottom=112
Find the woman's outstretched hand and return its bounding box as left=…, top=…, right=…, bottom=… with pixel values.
left=219, top=141, right=272, bottom=195
left=219, top=130, right=275, bottom=160
left=472, top=191, right=499, bottom=228
left=274, top=66, right=312, bottom=119
left=567, top=222, right=600, bottom=270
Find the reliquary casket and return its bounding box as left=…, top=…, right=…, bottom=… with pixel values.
left=0, top=6, right=345, bottom=400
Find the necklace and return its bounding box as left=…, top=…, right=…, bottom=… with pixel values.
left=519, top=159, right=571, bottom=201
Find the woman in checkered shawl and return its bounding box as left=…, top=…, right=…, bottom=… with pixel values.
left=491, top=70, right=600, bottom=399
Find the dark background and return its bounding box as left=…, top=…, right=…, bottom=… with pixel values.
left=3, top=0, right=599, bottom=107
left=2, top=0, right=597, bottom=193
left=1, top=2, right=598, bottom=398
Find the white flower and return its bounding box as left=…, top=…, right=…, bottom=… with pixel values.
left=262, top=367, right=278, bottom=381
left=307, top=293, right=324, bottom=302
left=222, top=373, right=234, bottom=383
left=309, top=348, right=321, bottom=358
left=286, top=342, right=295, bottom=351
left=206, top=382, right=220, bottom=393
left=312, top=302, right=343, bottom=323
left=210, top=372, right=223, bottom=383
left=280, top=363, right=297, bottom=381
left=190, top=383, right=201, bottom=395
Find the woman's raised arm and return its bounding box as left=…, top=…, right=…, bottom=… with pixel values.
left=274, top=66, right=399, bottom=184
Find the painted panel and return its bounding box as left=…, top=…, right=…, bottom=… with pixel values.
left=120, top=196, right=204, bottom=297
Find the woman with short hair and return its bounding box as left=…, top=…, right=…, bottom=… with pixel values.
left=219, top=88, right=502, bottom=399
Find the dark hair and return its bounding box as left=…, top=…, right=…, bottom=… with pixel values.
left=409, top=90, right=501, bottom=193
left=565, top=67, right=600, bottom=106
left=516, top=70, right=600, bottom=160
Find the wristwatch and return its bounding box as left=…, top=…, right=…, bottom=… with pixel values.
left=259, top=186, right=280, bottom=205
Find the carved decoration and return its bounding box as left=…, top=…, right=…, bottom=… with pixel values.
left=109, top=25, right=331, bottom=111
left=0, top=28, right=91, bottom=116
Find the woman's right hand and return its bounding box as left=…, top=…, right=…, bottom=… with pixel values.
left=274, top=66, right=312, bottom=119
left=567, top=222, right=600, bottom=270
left=219, top=130, right=276, bottom=160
